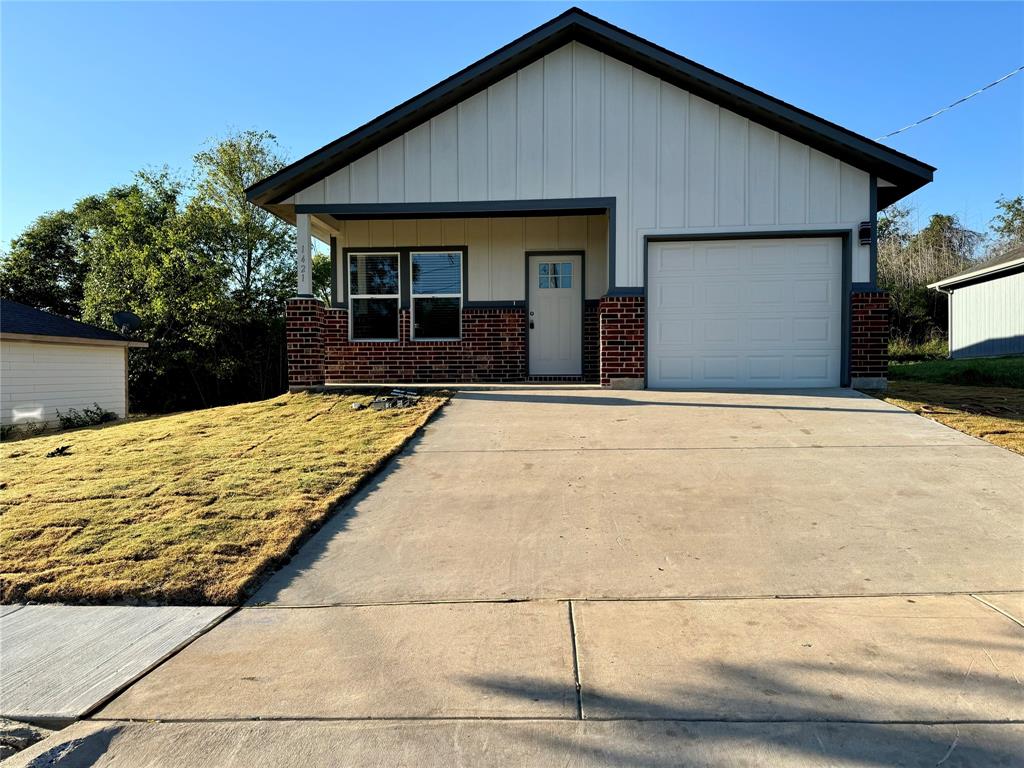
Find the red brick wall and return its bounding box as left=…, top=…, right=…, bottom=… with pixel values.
left=321, top=306, right=527, bottom=383
left=599, top=295, right=645, bottom=386
left=850, top=291, right=890, bottom=381
left=285, top=298, right=325, bottom=388
left=583, top=300, right=600, bottom=383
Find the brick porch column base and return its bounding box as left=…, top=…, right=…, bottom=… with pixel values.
left=286, top=297, right=325, bottom=389
left=850, top=291, right=890, bottom=389
left=599, top=295, right=645, bottom=388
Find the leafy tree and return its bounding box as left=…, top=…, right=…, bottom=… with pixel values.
left=188, top=130, right=293, bottom=311
left=989, top=195, right=1024, bottom=256
left=313, top=250, right=333, bottom=305
left=0, top=209, right=88, bottom=317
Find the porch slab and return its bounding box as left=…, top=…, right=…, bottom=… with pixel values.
left=571, top=595, right=1024, bottom=722
left=9, top=719, right=1024, bottom=767
left=98, top=603, right=575, bottom=720
left=0, top=606, right=228, bottom=725
left=252, top=390, right=1024, bottom=605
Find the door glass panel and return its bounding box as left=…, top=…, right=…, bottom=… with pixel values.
left=538, top=262, right=574, bottom=289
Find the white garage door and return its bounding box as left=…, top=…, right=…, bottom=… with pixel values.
left=647, top=237, right=843, bottom=389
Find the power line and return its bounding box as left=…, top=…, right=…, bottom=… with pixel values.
left=877, top=64, right=1024, bottom=140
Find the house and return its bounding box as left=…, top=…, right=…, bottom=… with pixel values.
left=247, top=7, right=934, bottom=390
left=0, top=300, right=146, bottom=427
left=928, top=246, right=1024, bottom=359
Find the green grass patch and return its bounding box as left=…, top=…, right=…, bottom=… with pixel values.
left=888, top=337, right=948, bottom=362
left=889, top=356, right=1024, bottom=388
left=0, top=391, right=446, bottom=605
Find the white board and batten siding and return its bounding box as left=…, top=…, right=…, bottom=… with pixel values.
left=1, top=340, right=127, bottom=426
left=950, top=272, right=1024, bottom=359
left=334, top=215, right=608, bottom=301
left=290, top=41, right=874, bottom=294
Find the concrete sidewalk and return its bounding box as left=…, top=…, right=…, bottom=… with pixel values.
left=0, top=605, right=228, bottom=726
left=10, top=593, right=1024, bottom=766
left=10, top=720, right=1024, bottom=767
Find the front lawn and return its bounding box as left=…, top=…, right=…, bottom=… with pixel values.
left=889, top=356, right=1024, bottom=388
left=0, top=392, right=445, bottom=604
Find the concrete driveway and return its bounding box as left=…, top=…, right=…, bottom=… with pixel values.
left=14, top=388, right=1024, bottom=767
left=253, top=387, right=1023, bottom=605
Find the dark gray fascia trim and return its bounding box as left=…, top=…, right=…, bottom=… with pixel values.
left=464, top=300, right=525, bottom=308
left=869, top=174, right=879, bottom=289
left=329, top=236, right=342, bottom=307
left=246, top=8, right=932, bottom=208
left=641, top=229, right=854, bottom=388
left=605, top=287, right=645, bottom=297
left=294, top=197, right=615, bottom=219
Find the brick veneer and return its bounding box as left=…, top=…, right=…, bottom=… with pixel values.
left=850, top=291, right=890, bottom=383
left=599, top=295, right=645, bottom=387
left=583, top=300, right=600, bottom=383
left=285, top=298, right=325, bottom=388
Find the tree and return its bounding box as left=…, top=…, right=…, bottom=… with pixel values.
left=188, top=130, right=294, bottom=311
left=989, top=195, right=1024, bottom=256
left=313, top=250, right=333, bottom=305
left=878, top=208, right=981, bottom=343
left=0, top=209, right=88, bottom=317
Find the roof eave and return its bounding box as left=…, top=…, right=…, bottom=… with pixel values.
left=928, top=257, right=1024, bottom=289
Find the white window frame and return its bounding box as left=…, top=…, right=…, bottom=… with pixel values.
left=410, top=250, right=463, bottom=341
left=347, top=251, right=401, bottom=342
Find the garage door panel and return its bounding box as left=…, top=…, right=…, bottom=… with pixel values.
left=648, top=237, right=842, bottom=389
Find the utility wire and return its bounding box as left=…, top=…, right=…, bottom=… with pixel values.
left=877, top=65, right=1024, bottom=140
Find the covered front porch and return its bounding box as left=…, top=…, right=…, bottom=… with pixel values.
left=286, top=201, right=635, bottom=388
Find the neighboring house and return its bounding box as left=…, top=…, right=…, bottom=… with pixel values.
left=0, top=300, right=147, bottom=427
left=928, top=246, right=1024, bottom=359
left=248, top=7, right=934, bottom=390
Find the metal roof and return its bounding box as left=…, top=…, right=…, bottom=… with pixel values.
left=928, top=245, right=1024, bottom=289
left=247, top=7, right=935, bottom=211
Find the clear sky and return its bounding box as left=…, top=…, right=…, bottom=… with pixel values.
left=2, top=1, right=1022, bottom=248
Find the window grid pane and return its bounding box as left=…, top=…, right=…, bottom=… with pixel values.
left=349, top=253, right=399, bottom=296
left=412, top=252, right=461, bottom=295
left=411, top=250, right=462, bottom=340
left=351, top=297, right=399, bottom=340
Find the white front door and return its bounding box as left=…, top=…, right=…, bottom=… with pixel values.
left=528, top=254, right=582, bottom=376
left=647, top=237, right=843, bottom=389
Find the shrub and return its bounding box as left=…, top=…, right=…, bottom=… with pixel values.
left=889, top=336, right=948, bottom=362
left=56, top=403, right=118, bottom=430
left=1, top=422, right=48, bottom=441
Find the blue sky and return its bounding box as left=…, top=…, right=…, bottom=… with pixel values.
left=2, top=2, right=1022, bottom=248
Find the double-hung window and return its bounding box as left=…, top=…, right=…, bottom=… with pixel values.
left=411, top=251, right=462, bottom=340
left=348, top=252, right=400, bottom=340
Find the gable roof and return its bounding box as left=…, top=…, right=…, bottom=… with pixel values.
left=1, top=300, right=136, bottom=345
left=928, top=245, right=1024, bottom=289
left=247, top=7, right=934, bottom=211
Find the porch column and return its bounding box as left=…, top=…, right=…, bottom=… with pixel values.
left=295, top=213, right=313, bottom=297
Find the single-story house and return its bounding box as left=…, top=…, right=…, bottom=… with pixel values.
left=248, top=7, right=934, bottom=390
left=0, top=300, right=146, bottom=427
left=928, top=246, right=1024, bottom=359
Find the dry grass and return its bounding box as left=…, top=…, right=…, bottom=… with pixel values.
left=872, top=381, right=1024, bottom=456
left=0, top=392, right=446, bottom=605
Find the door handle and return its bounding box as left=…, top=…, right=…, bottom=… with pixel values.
left=529, top=321, right=535, bottom=329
